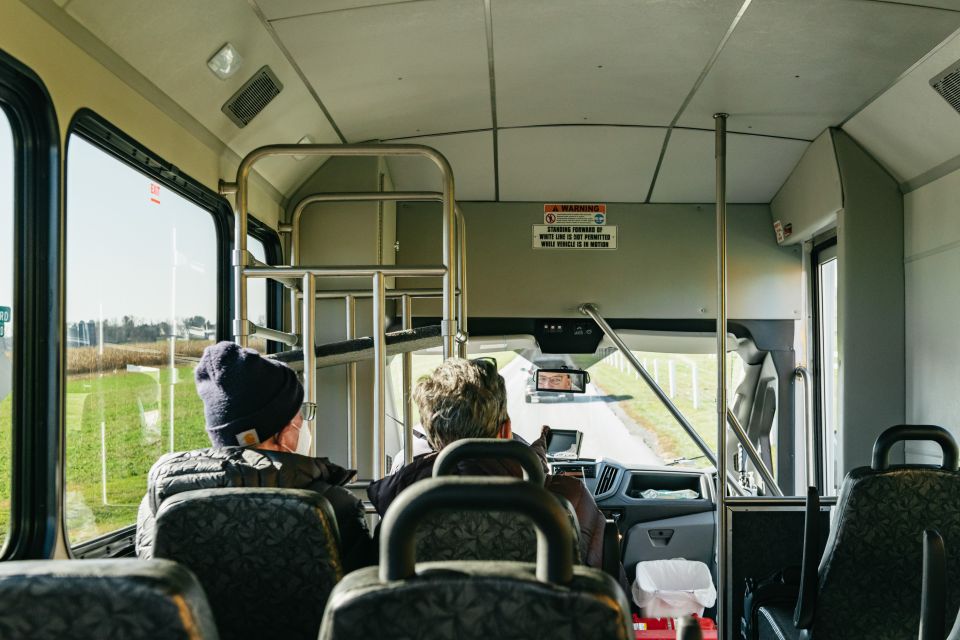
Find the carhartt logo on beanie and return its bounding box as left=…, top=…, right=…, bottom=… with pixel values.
left=195, top=341, right=304, bottom=447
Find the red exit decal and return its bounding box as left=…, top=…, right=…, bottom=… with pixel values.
left=149, top=182, right=161, bottom=205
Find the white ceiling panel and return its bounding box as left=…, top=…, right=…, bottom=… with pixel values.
left=255, top=0, right=426, bottom=21
left=498, top=126, right=666, bottom=202
left=493, top=0, right=743, bottom=128
left=652, top=129, right=809, bottom=203
left=385, top=131, right=495, bottom=200
left=272, top=0, right=491, bottom=142
left=681, top=0, right=960, bottom=139
left=65, top=0, right=340, bottom=195
left=844, top=31, right=960, bottom=183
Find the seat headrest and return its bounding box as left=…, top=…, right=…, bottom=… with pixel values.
left=0, top=559, right=217, bottom=639
left=381, top=477, right=573, bottom=584
left=433, top=438, right=546, bottom=485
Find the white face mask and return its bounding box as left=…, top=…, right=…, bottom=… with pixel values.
left=293, top=424, right=313, bottom=456
left=280, top=421, right=313, bottom=456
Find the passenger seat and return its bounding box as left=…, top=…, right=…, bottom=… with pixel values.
left=320, top=476, right=633, bottom=640
left=153, top=487, right=342, bottom=640
left=758, top=425, right=960, bottom=640
left=0, top=558, right=218, bottom=639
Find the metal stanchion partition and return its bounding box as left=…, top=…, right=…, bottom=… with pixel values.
left=714, top=112, right=730, bottom=638
left=223, top=144, right=463, bottom=481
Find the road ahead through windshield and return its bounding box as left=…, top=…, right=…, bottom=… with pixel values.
left=501, top=355, right=661, bottom=465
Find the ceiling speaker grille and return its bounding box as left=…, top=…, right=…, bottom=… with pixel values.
left=222, top=66, right=283, bottom=128
left=930, top=61, right=960, bottom=115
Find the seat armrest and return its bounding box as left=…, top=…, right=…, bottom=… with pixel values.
left=920, top=529, right=946, bottom=640
left=794, top=486, right=820, bottom=629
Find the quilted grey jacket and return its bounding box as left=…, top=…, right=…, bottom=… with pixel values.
left=136, top=447, right=373, bottom=571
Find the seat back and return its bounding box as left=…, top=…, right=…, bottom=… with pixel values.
left=419, top=438, right=582, bottom=563
left=809, top=426, right=960, bottom=639
left=0, top=559, right=218, bottom=640
left=153, top=488, right=342, bottom=640
left=320, top=477, right=633, bottom=640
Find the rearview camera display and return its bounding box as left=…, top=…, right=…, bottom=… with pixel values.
left=536, top=369, right=587, bottom=393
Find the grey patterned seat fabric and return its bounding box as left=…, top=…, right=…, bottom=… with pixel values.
left=0, top=558, right=218, bottom=640
left=321, top=477, right=633, bottom=640
left=799, top=426, right=960, bottom=640
left=418, top=438, right=583, bottom=564
left=415, top=505, right=583, bottom=563
left=153, top=488, right=343, bottom=640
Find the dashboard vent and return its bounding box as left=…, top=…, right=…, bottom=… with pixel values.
left=222, top=66, right=283, bottom=128
left=595, top=465, right=618, bottom=496
left=931, top=60, right=960, bottom=115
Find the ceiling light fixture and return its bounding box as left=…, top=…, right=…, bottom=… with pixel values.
left=207, top=43, right=242, bottom=80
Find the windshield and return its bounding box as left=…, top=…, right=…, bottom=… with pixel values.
left=388, top=347, right=746, bottom=468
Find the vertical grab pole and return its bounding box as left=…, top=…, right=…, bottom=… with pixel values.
left=302, top=273, right=317, bottom=454
left=795, top=366, right=816, bottom=491
left=234, top=176, right=249, bottom=348
left=440, top=160, right=457, bottom=359
left=401, top=295, right=414, bottom=465
left=373, top=272, right=388, bottom=479
left=456, top=206, right=468, bottom=358
left=345, top=295, right=358, bottom=471
left=714, top=112, right=730, bottom=638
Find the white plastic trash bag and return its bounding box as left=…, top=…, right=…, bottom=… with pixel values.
left=631, top=558, right=717, bottom=618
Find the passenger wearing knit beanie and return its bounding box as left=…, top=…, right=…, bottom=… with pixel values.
left=195, top=341, right=304, bottom=448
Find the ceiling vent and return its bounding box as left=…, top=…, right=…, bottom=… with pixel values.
left=930, top=60, right=960, bottom=115
left=222, top=66, right=283, bottom=128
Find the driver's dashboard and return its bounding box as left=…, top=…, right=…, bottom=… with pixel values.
left=549, top=458, right=716, bottom=580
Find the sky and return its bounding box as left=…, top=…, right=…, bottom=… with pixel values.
left=1, top=127, right=268, bottom=339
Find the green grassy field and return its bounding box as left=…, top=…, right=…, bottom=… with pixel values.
left=64, top=366, right=210, bottom=544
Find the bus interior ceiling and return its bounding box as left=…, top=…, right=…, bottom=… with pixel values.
left=5, top=0, right=960, bottom=635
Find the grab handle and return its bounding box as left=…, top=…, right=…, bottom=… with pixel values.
left=871, top=425, right=958, bottom=471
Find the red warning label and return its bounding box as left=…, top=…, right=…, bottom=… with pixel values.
left=543, top=203, right=606, bottom=225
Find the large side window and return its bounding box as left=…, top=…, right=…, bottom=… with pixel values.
left=0, top=107, right=13, bottom=549
left=65, top=133, right=221, bottom=545
left=814, top=241, right=839, bottom=494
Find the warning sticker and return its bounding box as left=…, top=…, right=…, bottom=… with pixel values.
left=533, top=225, right=617, bottom=250
left=544, top=203, right=606, bottom=226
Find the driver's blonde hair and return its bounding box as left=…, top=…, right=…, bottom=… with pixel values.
left=413, top=358, right=508, bottom=451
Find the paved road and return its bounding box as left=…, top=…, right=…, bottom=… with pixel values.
left=501, top=355, right=662, bottom=465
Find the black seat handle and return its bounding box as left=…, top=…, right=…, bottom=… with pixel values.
left=433, top=438, right=546, bottom=485
left=871, top=425, right=958, bottom=471
left=380, top=477, right=574, bottom=584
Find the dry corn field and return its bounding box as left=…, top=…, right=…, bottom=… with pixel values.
left=67, top=340, right=213, bottom=375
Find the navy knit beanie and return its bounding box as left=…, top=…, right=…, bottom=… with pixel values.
left=195, top=341, right=304, bottom=448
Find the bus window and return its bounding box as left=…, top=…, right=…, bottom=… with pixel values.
left=0, top=110, right=13, bottom=548
left=64, top=135, right=219, bottom=545
left=816, top=243, right=840, bottom=495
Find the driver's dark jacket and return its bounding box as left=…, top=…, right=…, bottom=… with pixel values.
left=367, top=450, right=607, bottom=569
left=136, top=447, right=373, bottom=571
